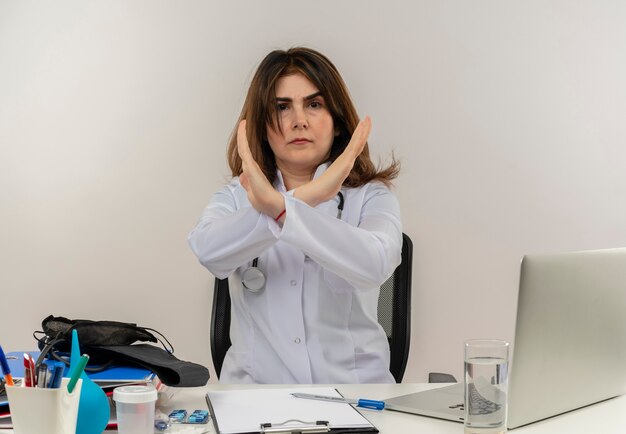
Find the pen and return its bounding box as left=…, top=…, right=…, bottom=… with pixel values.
left=291, top=392, right=386, bottom=410
left=47, top=361, right=64, bottom=389
left=67, top=354, right=89, bottom=394
left=23, top=353, right=36, bottom=387
left=37, top=363, right=49, bottom=388
left=0, top=345, right=14, bottom=387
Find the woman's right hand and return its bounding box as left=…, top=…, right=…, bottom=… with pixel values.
left=237, top=120, right=285, bottom=220
left=295, top=116, right=371, bottom=207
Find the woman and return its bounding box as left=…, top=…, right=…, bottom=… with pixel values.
left=188, top=47, right=401, bottom=383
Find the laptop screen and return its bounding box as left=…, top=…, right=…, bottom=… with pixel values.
left=507, top=248, right=626, bottom=428
left=384, top=248, right=626, bottom=429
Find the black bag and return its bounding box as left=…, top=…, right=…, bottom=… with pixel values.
left=34, top=315, right=209, bottom=387
left=37, top=315, right=162, bottom=352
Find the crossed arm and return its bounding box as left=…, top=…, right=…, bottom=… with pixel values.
left=236, top=117, right=372, bottom=221
left=188, top=116, right=401, bottom=287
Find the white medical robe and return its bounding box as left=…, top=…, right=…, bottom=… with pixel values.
left=188, top=164, right=402, bottom=383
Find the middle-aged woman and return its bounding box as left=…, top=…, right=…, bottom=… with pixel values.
left=188, top=47, right=402, bottom=384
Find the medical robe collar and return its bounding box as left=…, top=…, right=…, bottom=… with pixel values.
left=274, top=162, right=331, bottom=192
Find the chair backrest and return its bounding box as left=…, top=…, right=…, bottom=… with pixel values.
left=210, top=233, right=413, bottom=382
left=378, top=232, right=413, bottom=382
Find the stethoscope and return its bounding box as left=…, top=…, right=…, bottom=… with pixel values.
left=241, top=191, right=345, bottom=293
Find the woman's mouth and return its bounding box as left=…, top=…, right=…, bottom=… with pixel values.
left=289, top=138, right=311, bottom=145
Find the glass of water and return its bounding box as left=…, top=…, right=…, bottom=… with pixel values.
left=464, top=339, right=510, bottom=434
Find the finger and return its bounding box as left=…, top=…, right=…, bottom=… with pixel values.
left=356, top=116, right=371, bottom=145
left=345, top=116, right=371, bottom=157
left=237, top=120, right=253, bottom=161
left=354, top=117, right=371, bottom=147
left=362, top=115, right=372, bottom=140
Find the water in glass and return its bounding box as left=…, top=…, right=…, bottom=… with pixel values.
left=464, top=356, right=508, bottom=434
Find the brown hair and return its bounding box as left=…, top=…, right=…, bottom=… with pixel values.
left=227, top=47, right=399, bottom=188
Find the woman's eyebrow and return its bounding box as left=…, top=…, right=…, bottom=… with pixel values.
left=275, top=91, right=323, bottom=102
left=304, top=91, right=323, bottom=101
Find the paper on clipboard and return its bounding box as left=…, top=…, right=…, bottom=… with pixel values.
left=206, top=387, right=378, bottom=434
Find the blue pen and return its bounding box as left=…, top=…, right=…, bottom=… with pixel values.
left=291, top=392, right=386, bottom=410
left=47, top=361, right=64, bottom=389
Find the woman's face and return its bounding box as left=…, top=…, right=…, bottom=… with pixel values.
left=266, top=73, right=335, bottom=176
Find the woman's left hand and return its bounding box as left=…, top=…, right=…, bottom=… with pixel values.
left=237, top=120, right=285, bottom=219
left=295, top=116, right=371, bottom=207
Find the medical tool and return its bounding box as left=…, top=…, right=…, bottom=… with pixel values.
left=242, top=192, right=344, bottom=293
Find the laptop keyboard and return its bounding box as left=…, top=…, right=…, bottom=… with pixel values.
left=454, top=383, right=501, bottom=415
left=448, top=384, right=502, bottom=416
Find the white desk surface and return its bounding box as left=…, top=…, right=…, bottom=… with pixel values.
left=2, top=383, right=626, bottom=433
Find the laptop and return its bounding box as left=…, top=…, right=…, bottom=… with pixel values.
left=385, top=248, right=626, bottom=429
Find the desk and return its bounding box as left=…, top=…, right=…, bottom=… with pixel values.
left=2, top=383, right=626, bottom=433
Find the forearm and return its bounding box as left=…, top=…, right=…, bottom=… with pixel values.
left=188, top=190, right=279, bottom=278
left=293, top=182, right=327, bottom=208
left=278, top=191, right=402, bottom=288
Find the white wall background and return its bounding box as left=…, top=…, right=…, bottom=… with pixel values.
left=1, top=1, right=625, bottom=382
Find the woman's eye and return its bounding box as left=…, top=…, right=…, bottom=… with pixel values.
left=277, top=103, right=289, bottom=111
left=309, top=101, right=322, bottom=109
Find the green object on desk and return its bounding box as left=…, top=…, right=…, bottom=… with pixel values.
left=67, top=354, right=89, bottom=393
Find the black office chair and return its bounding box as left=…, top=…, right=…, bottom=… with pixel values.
left=428, top=372, right=458, bottom=383
left=210, top=233, right=413, bottom=383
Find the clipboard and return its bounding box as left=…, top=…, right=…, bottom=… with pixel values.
left=206, top=387, right=378, bottom=434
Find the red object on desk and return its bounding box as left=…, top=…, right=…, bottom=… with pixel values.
left=23, top=354, right=35, bottom=388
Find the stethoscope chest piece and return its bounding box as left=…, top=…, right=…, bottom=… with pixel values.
left=242, top=258, right=266, bottom=292
left=241, top=191, right=343, bottom=293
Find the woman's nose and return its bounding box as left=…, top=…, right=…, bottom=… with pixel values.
left=291, top=107, right=308, bottom=129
